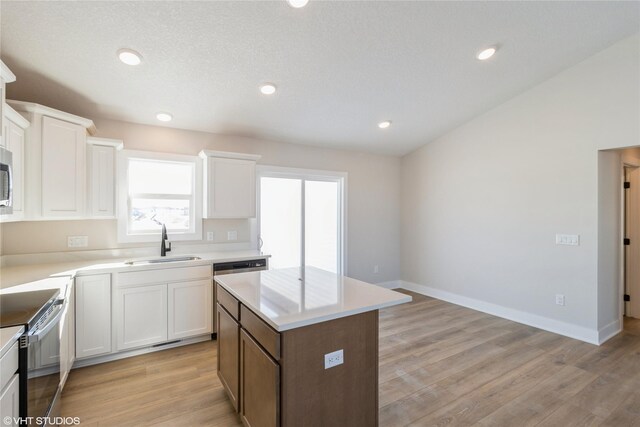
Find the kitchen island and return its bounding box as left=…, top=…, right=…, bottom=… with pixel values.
left=214, top=266, right=411, bottom=427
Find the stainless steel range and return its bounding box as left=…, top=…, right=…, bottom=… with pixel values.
left=0, top=289, right=63, bottom=425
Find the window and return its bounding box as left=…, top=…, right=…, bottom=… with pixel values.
left=118, top=150, right=202, bottom=243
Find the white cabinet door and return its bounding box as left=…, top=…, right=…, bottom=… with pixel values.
left=168, top=279, right=213, bottom=340
left=0, top=374, right=19, bottom=427
left=205, top=157, right=256, bottom=218
left=38, top=326, right=60, bottom=368
left=60, top=282, right=75, bottom=389
left=41, top=116, right=86, bottom=217
left=88, top=144, right=116, bottom=217
left=60, top=302, right=70, bottom=386
left=76, top=274, right=112, bottom=359
left=116, top=284, right=168, bottom=351
left=7, top=120, right=24, bottom=217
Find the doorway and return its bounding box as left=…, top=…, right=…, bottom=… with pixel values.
left=258, top=166, right=346, bottom=274
left=624, top=160, right=640, bottom=319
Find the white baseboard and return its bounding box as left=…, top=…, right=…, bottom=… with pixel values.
left=399, top=280, right=601, bottom=345
left=598, top=319, right=622, bottom=344
left=375, top=280, right=402, bottom=289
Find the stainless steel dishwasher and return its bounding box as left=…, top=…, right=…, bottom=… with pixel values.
left=212, top=258, right=268, bottom=338
left=214, top=258, right=268, bottom=276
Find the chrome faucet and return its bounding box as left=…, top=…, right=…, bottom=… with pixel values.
left=152, top=215, right=171, bottom=257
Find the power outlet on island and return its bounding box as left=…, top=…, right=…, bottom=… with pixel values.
left=324, top=349, right=344, bottom=369
left=555, top=294, right=566, bottom=306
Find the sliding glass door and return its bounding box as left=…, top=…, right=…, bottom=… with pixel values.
left=259, top=167, right=344, bottom=274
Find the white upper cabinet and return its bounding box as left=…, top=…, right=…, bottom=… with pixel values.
left=87, top=137, right=123, bottom=218
left=0, top=61, right=16, bottom=148
left=8, top=100, right=96, bottom=220
left=42, top=116, right=87, bottom=217
left=199, top=150, right=261, bottom=219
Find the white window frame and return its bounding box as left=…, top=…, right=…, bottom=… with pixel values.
left=117, top=149, right=203, bottom=243
left=257, top=165, right=347, bottom=275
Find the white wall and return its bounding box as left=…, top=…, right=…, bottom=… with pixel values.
left=401, top=34, right=640, bottom=343
left=597, top=150, right=622, bottom=340
left=1, top=121, right=402, bottom=284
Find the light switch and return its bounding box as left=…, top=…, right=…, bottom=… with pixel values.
left=555, top=234, right=579, bottom=246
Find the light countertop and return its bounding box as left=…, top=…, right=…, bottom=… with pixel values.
left=0, top=276, right=72, bottom=295
left=215, top=266, right=411, bottom=332
left=0, top=250, right=269, bottom=291
left=0, top=326, right=24, bottom=359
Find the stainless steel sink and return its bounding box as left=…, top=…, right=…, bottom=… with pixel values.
left=124, top=256, right=201, bottom=266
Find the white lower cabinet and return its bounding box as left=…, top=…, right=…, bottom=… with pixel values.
left=38, top=328, right=60, bottom=368
left=60, top=281, right=75, bottom=389
left=0, top=374, right=19, bottom=427
left=168, top=279, right=213, bottom=340
left=0, top=338, right=20, bottom=427
left=115, top=284, right=168, bottom=351
left=76, top=274, right=112, bottom=359
left=76, top=266, right=213, bottom=363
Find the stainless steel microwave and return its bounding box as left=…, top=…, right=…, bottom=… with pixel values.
left=0, top=146, right=13, bottom=215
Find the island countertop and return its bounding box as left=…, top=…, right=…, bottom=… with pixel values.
left=214, top=266, right=411, bottom=331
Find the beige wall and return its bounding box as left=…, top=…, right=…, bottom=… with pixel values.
left=401, top=34, right=639, bottom=338
left=1, top=123, right=401, bottom=283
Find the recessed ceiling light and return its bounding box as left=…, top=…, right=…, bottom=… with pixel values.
left=156, top=112, right=173, bottom=122
left=477, top=47, right=497, bottom=61
left=117, top=48, right=143, bottom=66
left=378, top=121, right=392, bottom=129
left=287, top=0, right=309, bottom=8
left=260, top=83, right=277, bottom=95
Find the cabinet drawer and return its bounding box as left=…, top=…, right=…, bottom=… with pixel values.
left=216, top=283, right=240, bottom=320
left=0, top=342, right=19, bottom=392
left=240, top=305, right=280, bottom=360
left=118, top=265, right=212, bottom=287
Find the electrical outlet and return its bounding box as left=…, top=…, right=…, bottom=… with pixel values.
left=207, top=232, right=215, bottom=241
left=67, top=236, right=88, bottom=248
left=555, top=294, right=566, bottom=306
left=373, top=265, right=379, bottom=274
left=227, top=231, right=237, bottom=241
left=324, top=349, right=344, bottom=369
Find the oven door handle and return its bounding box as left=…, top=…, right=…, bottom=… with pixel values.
left=28, top=304, right=63, bottom=343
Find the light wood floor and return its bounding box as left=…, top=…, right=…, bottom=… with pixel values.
left=61, top=291, right=640, bottom=426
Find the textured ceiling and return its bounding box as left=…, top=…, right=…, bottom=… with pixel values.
left=1, top=1, right=638, bottom=156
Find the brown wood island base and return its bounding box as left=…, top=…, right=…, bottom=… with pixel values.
left=280, top=310, right=379, bottom=427
left=217, top=285, right=379, bottom=427
left=214, top=267, right=410, bottom=427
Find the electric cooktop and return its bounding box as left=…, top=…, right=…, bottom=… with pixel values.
left=0, top=289, right=60, bottom=329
